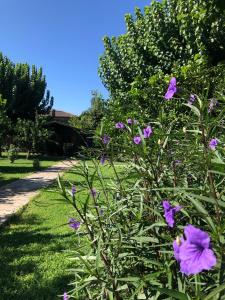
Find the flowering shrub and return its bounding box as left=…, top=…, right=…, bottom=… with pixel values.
left=59, top=80, right=225, bottom=299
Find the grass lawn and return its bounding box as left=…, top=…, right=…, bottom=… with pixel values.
left=0, top=153, right=63, bottom=187
left=0, top=161, right=124, bottom=300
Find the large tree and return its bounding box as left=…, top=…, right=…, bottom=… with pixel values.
left=0, top=52, right=54, bottom=120
left=99, top=0, right=225, bottom=97
left=98, top=0, right=225, bottom=123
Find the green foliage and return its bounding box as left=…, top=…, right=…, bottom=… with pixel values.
left=69, top=90, right=106, bottom=132
left=99, top=0, right=225, bottom=120
left=99, top=0, right=225, bottom=96
left=0, top=95, right=11, bottom=154
left=32, top=158, right=40, bottom=170
left=59, top=84, right=225, bottom=299
left=7, top=144, right=18, bottom=163
left=15, top=115, right=50, bottom=158
left=0, top=52, right=54, bottom=120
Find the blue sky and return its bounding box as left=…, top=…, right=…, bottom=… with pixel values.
left=0, top=0, right=150, bottom=115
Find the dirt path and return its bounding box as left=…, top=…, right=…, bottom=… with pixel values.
left=0, top=160, right=76, bottom=224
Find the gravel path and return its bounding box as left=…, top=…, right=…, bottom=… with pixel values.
left=0, top=160, right=76, bottom=224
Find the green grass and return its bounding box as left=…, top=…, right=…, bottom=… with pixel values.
left=0, top=153, right=63, bottom=187
left=0, top=161, right=124, bottom=300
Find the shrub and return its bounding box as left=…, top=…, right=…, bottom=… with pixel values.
left=32, top=158, right=40, bottom=170
left=59, top=80, right=225, bottom=299
left=7, top=144, right=17, bottom=163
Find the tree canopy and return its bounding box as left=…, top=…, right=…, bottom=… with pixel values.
left=99, top=0, right=225, bottom=97
left=0, top=52, right=54, bottom=120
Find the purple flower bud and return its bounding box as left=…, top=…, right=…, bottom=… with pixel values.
left=164, top=77, right=177, bottom=100
left=115, top=122, right=125, bottom=129
left=127, top=118, right=137, bottom=125
left=133, top=136, right=141, bottom=144
left=209, top=138, right=218, bottom=151
left=63, top=292, right=69, bottom=300
left=173, top=160, right=182, bottom=166
left=188, top=94, right=196, bottom=105
left=68, top=218, right=81, bottom=230
left=71, top=185, right=76, bottom=196
left=143, top=126, right=153, bottom=138
left=100, top=155, right=106, bottom=165
left=102, top=135, right=110, bottom=145
left=90, top=188, right=97, bottom=198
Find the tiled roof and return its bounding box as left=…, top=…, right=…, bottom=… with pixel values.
left=50, top=110, right=74, bottom=118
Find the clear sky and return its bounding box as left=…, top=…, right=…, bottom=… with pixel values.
left=0, top=0, right=150, bottom=115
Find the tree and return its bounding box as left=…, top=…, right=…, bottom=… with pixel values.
left=99, top=0, right=225, bottom=120
left=69, top=91, right=106, bottom=132
left=0, top=95, right=11, bottom=156
left=15, top=115, right=50, bottom=158
left=0, top=52, right=54, bottom=120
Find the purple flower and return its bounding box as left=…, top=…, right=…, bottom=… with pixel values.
left=127, top=118, right=137, bottom=125
left=164, top=77, right=177, bottom=100
left=102, top=135, right=110, bottom=145
left=115, top=122, right=125, bottom=129
left=71, top=185, right=76, bottom=196
left=68, top=218, right=81, bottom=230
left=188, top=94, right=196, bottom=105
left=100, top=155, right=106, bottom=165
left=162, top=200, right=181, bottom=228
left=63, top=292, right=69, bottom=300
left=209, top=138, right=218, bottom=151
left=99, top=208, right=104, bottom=216
left=133, top=136, right=141, bottom=144
left=90, top=188, right=97, bottom=198
left=173, top=225, right=217, bottom=275
left=143, top=126, right=153, bottom=138
left=173, top=160, right=182, bottom=166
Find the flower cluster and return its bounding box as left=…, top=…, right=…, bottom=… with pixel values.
left=162, top=201, right=217, bottom=275
left=133, top=125, right=153, bottom=144
left=127, top=118, right=137, bottom=125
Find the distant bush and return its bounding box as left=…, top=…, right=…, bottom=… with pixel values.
left=7, top=144, right=18, bottom=163
left=32, top=158, right=40, bottom=170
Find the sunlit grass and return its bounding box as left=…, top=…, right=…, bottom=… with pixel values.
left=0, top=153, right=62, bottom=187
left=0, top=161, right=124, bottom=299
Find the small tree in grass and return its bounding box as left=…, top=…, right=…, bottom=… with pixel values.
left=15, top=114, right=50, bottom=159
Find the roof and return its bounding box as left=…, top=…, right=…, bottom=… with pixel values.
left=50, top=110, right=74, bottom=118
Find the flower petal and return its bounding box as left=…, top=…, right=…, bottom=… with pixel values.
left=184, top=225, right=210, bottom=248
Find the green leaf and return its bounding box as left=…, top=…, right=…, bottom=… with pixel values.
left=132, top=236, right=159, bottom=243
left=185, top=194, right=216, bottom=232
left=184, top=103, right=200, bottom=117
left=203, top=283, right=225, bottom=300
left=156, top=287, right=189, bottom=300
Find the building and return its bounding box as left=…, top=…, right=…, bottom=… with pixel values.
left=45, top=109, right=90, bottom=156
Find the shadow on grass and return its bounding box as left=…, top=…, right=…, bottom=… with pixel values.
left=0, top=214, right=75, bottom=300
